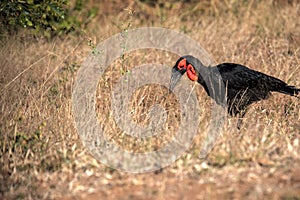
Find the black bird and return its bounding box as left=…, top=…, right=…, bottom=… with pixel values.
left=170, top=55, right=299, bottom=129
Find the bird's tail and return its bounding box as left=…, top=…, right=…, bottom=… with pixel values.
left=278, top=85, right=300, bottom=97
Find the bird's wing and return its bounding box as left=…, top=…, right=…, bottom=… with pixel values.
left=216, top=63, right=286, bottom=91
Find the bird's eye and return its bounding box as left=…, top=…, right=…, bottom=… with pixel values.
left=177, top=59, right=187, bottom=70
left=178, top=65, right=184, bottom=70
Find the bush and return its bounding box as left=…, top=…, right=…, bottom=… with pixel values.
left=0, top=0, right=85, bottom=37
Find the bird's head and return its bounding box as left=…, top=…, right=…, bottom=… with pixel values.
left=169, top=55, right=199, bottom=91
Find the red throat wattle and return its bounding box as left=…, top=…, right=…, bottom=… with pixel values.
left=177, top=59, right=198, bottom=81
left=187, top=64, right=198, bottom=81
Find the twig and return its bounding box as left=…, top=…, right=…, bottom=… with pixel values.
left=1, top=54, right=48, bottom=94
left=41, top=40, right=83, bottom=88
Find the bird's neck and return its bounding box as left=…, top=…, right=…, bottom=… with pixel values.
left=196, top=69, right=211, bottom=96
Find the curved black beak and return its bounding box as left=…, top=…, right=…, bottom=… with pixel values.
left=169, top=67, right=184, bottom=92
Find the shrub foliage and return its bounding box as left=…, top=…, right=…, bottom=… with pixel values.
left=0, top=0, right=85, bottom=37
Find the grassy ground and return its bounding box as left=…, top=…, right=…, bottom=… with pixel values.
left=1, top=0, right=300, bottom=199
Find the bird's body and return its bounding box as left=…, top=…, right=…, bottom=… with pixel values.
left=170, top=55, right=299, bottom=128
left=201, top=62, right=298, bottom=116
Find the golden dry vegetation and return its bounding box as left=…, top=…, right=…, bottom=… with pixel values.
left=1, top=0, right=300, bottom=199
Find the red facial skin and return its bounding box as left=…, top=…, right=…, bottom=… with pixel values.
left=177, top=59, right=198, bottom=81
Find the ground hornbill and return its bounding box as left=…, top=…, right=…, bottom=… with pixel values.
left=170, top=55, right=299, bottom=129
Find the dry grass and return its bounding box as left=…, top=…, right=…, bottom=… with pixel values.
left=1, top=0, right=300, bottom=199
